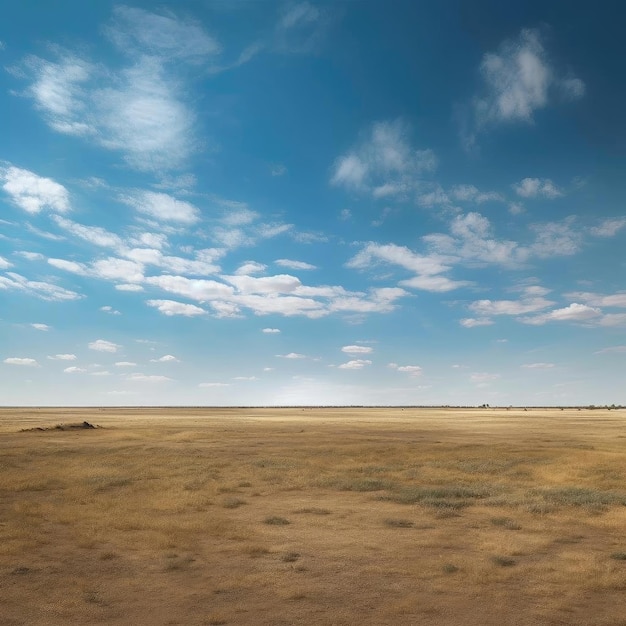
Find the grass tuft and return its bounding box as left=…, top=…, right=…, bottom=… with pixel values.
left=442, top=563, right=459, bottom=573
left=222, top=497, right=246, bottom=509
left=384, top=518, right=414, bottom=528
left=264, top=516, right=290, bottom=525
left=490, top=517, right=521, bottom=530
left=491, top=555, right=516, bottom=567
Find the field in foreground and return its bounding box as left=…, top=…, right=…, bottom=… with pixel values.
left=2, top=407, right=626, bottom=625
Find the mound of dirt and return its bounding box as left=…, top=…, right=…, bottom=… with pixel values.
left=20, top=421, right=100, bottom=432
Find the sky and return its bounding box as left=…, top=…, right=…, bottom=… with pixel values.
left=1, top=0, right=625, bottom=406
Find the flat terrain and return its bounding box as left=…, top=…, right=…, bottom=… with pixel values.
left=2, top=407, right=626, bottom=625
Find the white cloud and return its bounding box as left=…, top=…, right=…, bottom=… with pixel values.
left=15, top=251, right=45, bottom=261
left=31, top=323, right=50, bottom=331
left=127, top=373, right=172, bottom=383
left=388, top=363, right=422, bottom=376
left=96, top=57, right=197, bottom=171
left=564, top=291, right=626, bottom=308
left=425, top=212, right=582, bottom=267
left=590, top=218, right=626, bottom=238
left=116, top=283, right=144, bottom=292
left=466, top=28, right=584, bottom=146
left=470, top=372, right=500, bottom=384
left=145, top=275, right=234, bottom=302
left=225, top=273, right=301, bottom=295
left=522, top=303, right=602, bottom=325
left=0, top=165, right=70, bottom=214
left=0, top=272, right=82, bottom=301
left=522, top=363, right=555, bottom=369
left=594, top=346, right=626, bottom=355
left=115, top=361, right=137, bottom=368
left=0, top=256, right=11, bottom=269
left=146, top=299, right=206, bottom=317
left=48, top=354, right=77, bottom=361
left=150, top=354, right=180, bottom=363
left=460, top=317, right=494, bottom=328
left=106, top=5, right=220, bottom=63
left=198, top=382, right=230, bottom=388
left=329, top=287, right=407, bottom=315
left=19, top=16, right=204, bottom=173
left=22, top=54, right=93, bottom=136
left=53, top=216, right=122, bottom=248
left=47, top=258, right=87, bottom=275
left=270, top=163, right=287, bottom=176
left=513, top=177, right=563, bottom=198
left=338, top=359, right=372, bottom=370
left=232, top=376, right=258, bottom=381
left=100, top=305, right=121, bottom=315
left=275, top=1, right=331, bottom=54
left=120, top=191, right=200, bottom=224
left=331, top=119, right=437, bottom=199
left=4, top=357, right=39, bottom=366
left=275, top=259, right=317, bottom=270
left=347, top=242, right=468, bottom=293
left=63, top=366, right=86, bottom=373
left=341, top=345, right=373, bottom=354
left=235, top=261, right=267, bottom=275
left=262, top=328, right=281, bottom=334
left=88, top=339, right=121, bottom=353
left=92, top=258, right=145, bottom=283
left=450, top=184, right=503, bottom=204
left=468, top=294, right=554, bottom=316
left=277, top=352, right=306, bottom=359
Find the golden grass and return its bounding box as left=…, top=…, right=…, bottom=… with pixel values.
left=1, top=406, right=626, bottom=624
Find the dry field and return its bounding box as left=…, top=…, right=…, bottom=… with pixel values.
left=2, top=407, right=626, bottom=625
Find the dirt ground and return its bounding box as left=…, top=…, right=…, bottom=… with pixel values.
left=1, top=406, right=626, bottom=625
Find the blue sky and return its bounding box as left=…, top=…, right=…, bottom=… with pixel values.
left=1, top=1, right=625, bottom=406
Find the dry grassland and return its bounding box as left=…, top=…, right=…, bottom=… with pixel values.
left=2, top=407, right=626, bottom=625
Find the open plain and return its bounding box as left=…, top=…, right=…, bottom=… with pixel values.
left=1, top=407, right=626, bottom=625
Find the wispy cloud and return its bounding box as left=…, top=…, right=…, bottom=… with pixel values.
left=146, top=299, right=206, bottom=317
left=275, top=2, right=333, bottom=54
left=150, top=354, right=180, bottom=363
left=127, top=373, right=172, bottom=383
left=15, top=5, right=224, bottom=172
left=460, top=317, right=495, bottom=328
left=331, top=119, right=437, bottom=200
left=590, top=218, right=626, bottom=238
left=388, top=363, right=422, bottom=376
left=341, top=345, right=373, bottom=354
left=88, top=339, right=121, bottom=353
left=521, top=303, right=602, bottom=325
left=0, top=272, right=81, bottom=301
left=4, top=357, right=39, bottom=367
left=347, top=242, right=469, bottom=293
left=275, top=259, right=317, bottom=270
left=338, top=359, right=371, bottom=370
left=120, top=190, right=200, bottom=224
left=512, top=177, right=563, bottom=199
left=105, top=5, right=221, bottom=63
left=276, top=352, right=306, bottom=359
left=0, top=165, right=70, bottom=214
left=463, top=28, right=585, bottom=148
